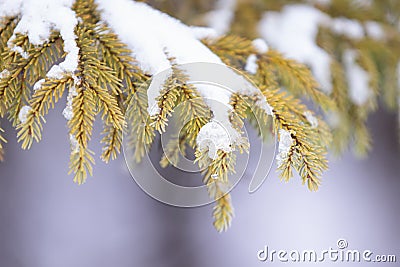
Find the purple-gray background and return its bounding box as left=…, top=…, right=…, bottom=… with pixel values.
left=0, top=100, right=399, bottom=266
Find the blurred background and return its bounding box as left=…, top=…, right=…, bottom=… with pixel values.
left=1, top=0, right=400, bottom=266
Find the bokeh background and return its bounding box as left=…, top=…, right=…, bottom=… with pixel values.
left=0, top=100, right=398, bottom=267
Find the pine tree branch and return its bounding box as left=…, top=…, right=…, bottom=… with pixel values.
left=160, top=135, right=187, bottom=168
left=125, top=80, right=156, bottom=163
left=100, top=122, right=122, bottom=163
left=0, top=124, right=6, bottom=161
left=261, top=50, right=334, bottom=111
left=17, top=76, right=73, bottom=149
left=68, top=85, right=96, bottom=184
left=1, top=33, right=62, bottom=123
left=263, top=87, right=329, bottom=190
left=195, top=149, right=238, bottom=232
left=151, top=71, right=182, bottom=133
left=0, top=16, right=18, bottom=67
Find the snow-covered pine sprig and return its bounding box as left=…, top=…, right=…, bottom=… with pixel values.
left=0, top=0, right=331, bottom=231
left=184, top=0, right=400, bottom=155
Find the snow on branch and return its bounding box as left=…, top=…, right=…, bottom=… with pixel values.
left=259, top=3, right=384, bottom=103
left=1, top=0, right=79, bottom=77
left=0, top=0, right=333, bottom=231
left=96, top=0, right=272, bottom=157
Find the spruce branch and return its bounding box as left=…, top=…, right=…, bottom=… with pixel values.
left=151, top=70, right=182, bottom=133
left=204, top=34, right=331, bottom=191
left=74, top=1, right=149, bottom=164
left=125, top=80, right=156, bottom=163
left=204, top=35, right=334, bottom=112
left=156, top=64, right=211, bottom=167
left=160, top=135, right=187, bottom=168
left=17, top=76, right=73, bottom=149
left=202, top=35, right=255, bottom=67
left=74, top=0, right=145, bottom=163
left=176, top=83, right=211, bottom=148
left=100, top=122, right=122, bottom=163
left=66, top=24, right=125, bottom=183
left=318, top=29, right=380, bottom=155
left=73, top=0, right=101, bottom=25
left=68, top=85, right=96, bottom=184
left=0, top=0, right=369, bottom=231
left=229, top=92, right=273, bottom=141
left=94, top=24, right=145, bottom=93
left=0, top=16, right=17, bottom=68
left=263, top=88, right=329, bottom=190
left=261, top=50, right=334, bottom=111
left=0, top=31, right=62, bottom=126
left=199, top=0, right=400, bottom=155
left=0, top=124, right=6, bottom=161
left=212, top=185, right=234, bottom=232
left=195, top=149, right=237, bottom=232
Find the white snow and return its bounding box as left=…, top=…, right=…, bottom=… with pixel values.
left=275, top=129, right=294, bottom=167
left=1, top=0, right=79, bottom=78
left=211, top=174, right=219, bottom=180
left=0, top=1, right=22, bottom=18
left=18, top=105, right=31, bottom=123
left=69, top=134, right=79, bottom=153
left=196, top=119, right=241, bottom=159
left=10, top=45, right=29, bottom=59
left=46, top=65, right=65, bottom=79
left=62, top=84, right=78, bottom=120
left=304, top=111, right=319, bottom=128
left=33, top=79, right=45, bottom=91
left=331, top=18, right=364, bottom=39
left=98, top=0, right=218, bottom=74
left=205, top=0, right=236, bottom=36
left=259, top=5, right=333, bottom=93
left=258, top=5, right=385, bottom=94
left=195, top=80, right=272, bottom=160
left=187, top=65, right=271, bottom=158
left=252, top=38, right=269, bottom=54
left=245, top=54, right=258, bottom=75
left=0, top=69, right=10, bottom=79
left=365, top=21, right=385, bottom=40
left=190, top=26, right=218, bottom=40
left=96, top=0, right=224, bottom=113
left=184, top=63, right=273, bottom=119
left=63, top=77, right=81, bottom=150
left=343, top=50, right=371, bottom=106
